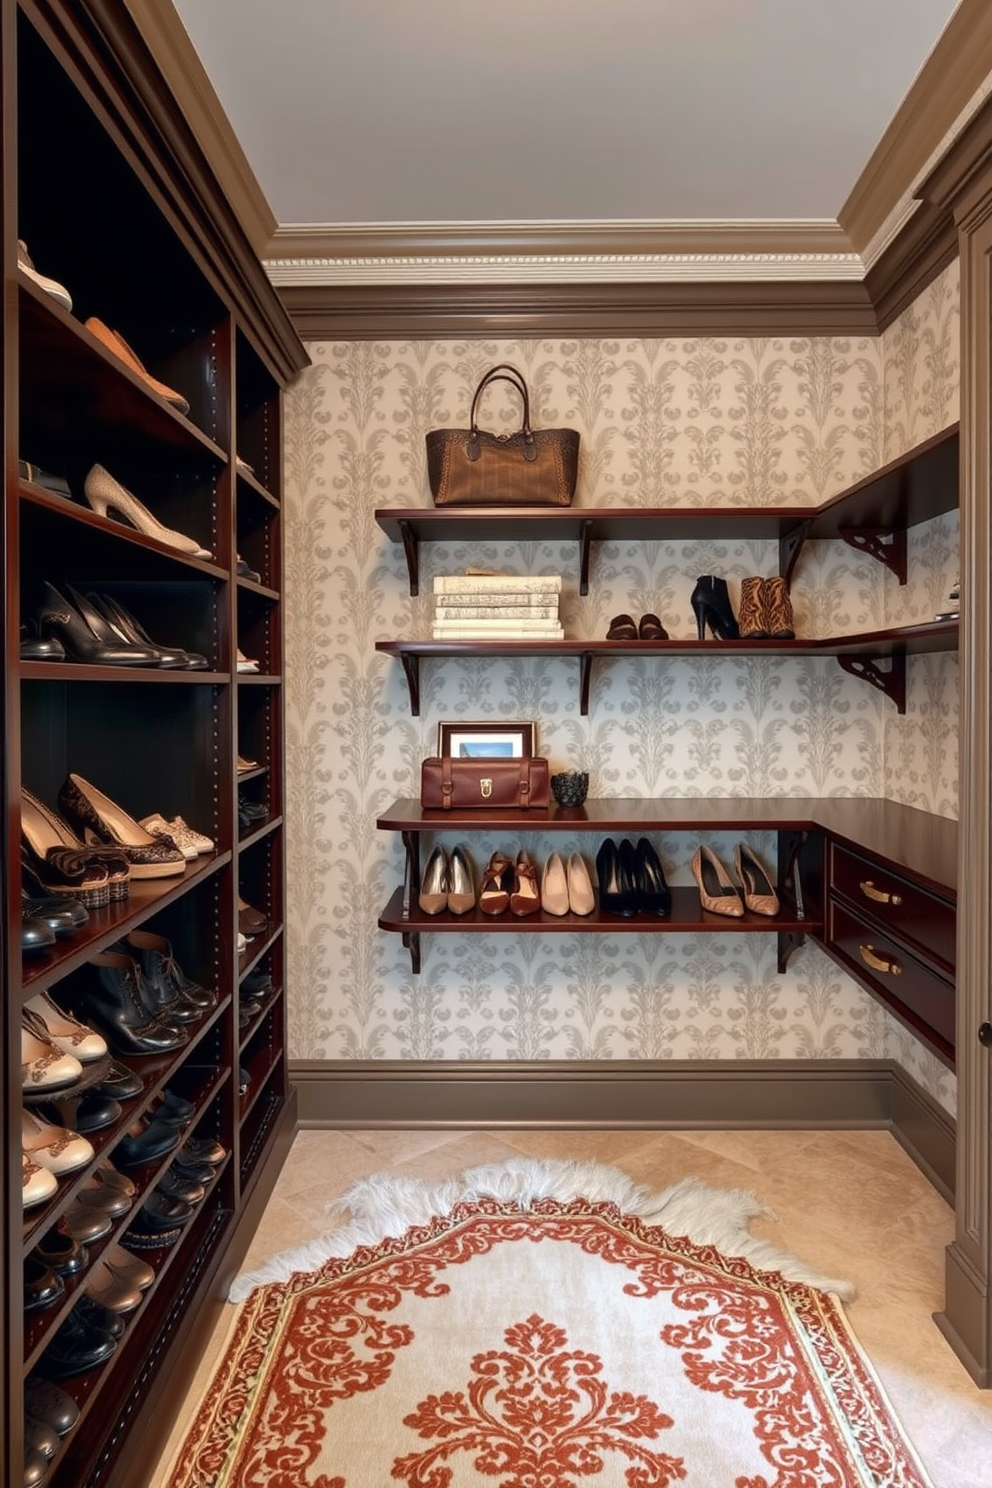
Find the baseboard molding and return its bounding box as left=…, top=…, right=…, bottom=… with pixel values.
left=289, top=1059, right=954, bottom=1198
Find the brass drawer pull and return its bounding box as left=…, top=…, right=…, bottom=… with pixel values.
left=859, top=943, right=902, bottom=976
left=860, top=879, right=902, bottom=907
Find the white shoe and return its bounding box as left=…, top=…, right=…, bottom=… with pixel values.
left=24, top=992, right=107, bottom=1061
left=22, top=1110, right=94, bottom=1176
left=17, top=240, right=72, bottom=311
left=140, top=812, right=213, bottom=858
left=22, top=1152, right=59, bottom=1208
left=21, top=1024, right=84, bottom=1092
left=83, top=464, right=212, bottom=559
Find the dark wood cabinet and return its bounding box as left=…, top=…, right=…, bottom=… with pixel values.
left=3, top=5, right=307, bottom=1485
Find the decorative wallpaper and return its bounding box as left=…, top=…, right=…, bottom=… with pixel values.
left=283, top=260, right=960, bottom=1114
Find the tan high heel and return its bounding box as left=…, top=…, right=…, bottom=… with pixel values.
left=83, top=464, right=212, bottom=558
left=691, top=845, right=744, bottom=917
left=734, top=843, right=780, bottom=916
left=510, top=851, right=541, bottom=916
left=84, top=317, right=190, bottom=413
left=447, top=845, right=476, bottom=914
left=567, top=852, right=595, bottom=916
left=479, top=851, right=513, bottom=916
left=540, top=851, right=570, bottom=915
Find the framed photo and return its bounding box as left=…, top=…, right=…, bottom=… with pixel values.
left=437, top=720, right=535, bottom=759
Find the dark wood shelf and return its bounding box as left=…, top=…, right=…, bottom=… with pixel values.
left=19, top=277, right=228, bottom=465
left=379, top=884, right=815, bottom=936
left=375, top=424, right=959, bottom=594
left=377, top=621, right=958, bottom=716
left=376, top=796, right=956, bottom=895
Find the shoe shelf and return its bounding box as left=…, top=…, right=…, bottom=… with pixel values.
left=374, top=423, right=959, bottom=596
left=19, top=857, right=230, bottom=995
left=18, top=281, right=229, bottom=466
left=377, top=620, right=958, bottom=717
left=377, top=797, right=956, bottom=978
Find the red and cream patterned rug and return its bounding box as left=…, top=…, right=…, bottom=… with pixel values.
left=165, top=1160, right=932, bottom=1487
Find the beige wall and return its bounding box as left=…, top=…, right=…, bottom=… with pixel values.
left=283, top=260, right=960, bottom=1113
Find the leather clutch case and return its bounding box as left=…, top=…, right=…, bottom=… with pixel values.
left=420, top=756, right=550, bottom=809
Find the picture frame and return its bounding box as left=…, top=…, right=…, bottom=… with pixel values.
left=437, top=720, right=535, bottom=759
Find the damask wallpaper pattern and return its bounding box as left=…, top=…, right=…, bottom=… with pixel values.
left=282, top=261, right=960, bottom=1114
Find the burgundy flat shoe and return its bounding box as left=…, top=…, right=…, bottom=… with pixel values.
left=638, top=613, right=669, bottom=640
left=606, top=613, right=637, bottom=641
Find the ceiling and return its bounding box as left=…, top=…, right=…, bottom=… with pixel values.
left=170, top=0, right=960, bottom=232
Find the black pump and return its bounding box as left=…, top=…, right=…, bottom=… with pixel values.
left=634, top=837, right=672, bottom=916
left=690, top=576, right=740, bottom=641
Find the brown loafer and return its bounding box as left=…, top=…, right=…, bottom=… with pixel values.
left=606, top=613, right=638, bottom=641
left=638, top=613, right=669, bottom=640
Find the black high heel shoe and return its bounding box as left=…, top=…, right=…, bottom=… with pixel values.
left=595, top=837, right=637, bottom=917
left=633, top=837, right=672, bottom=916
left=88, top=592, right=209, bottom=670
left=690, top=576, right=740, bottom=641
left=28, top=582, right=160, bottom=666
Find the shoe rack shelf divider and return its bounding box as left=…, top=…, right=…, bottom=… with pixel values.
left=375, top=423, right=959, bottom=716
left=2, top=5, right=307, bottom=1487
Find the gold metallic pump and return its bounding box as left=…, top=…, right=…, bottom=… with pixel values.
left=734, top=842, right=780, bottom=917
left=446, top=845, right=476, bottom=915
left=418, top=846, right=448, bottom=915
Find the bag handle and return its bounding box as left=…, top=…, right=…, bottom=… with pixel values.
left=467, top=363, right=537, bottom=464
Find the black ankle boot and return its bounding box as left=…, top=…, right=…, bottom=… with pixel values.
left=125, top=931, right=216, bottom=1019
left=690, top=576, right=740, bottom=641
left=84, top=952, right=187, bottom=1055
left=634, top=837, right=672, bottom=916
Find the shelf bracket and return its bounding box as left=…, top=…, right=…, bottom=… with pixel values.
left=397, top=519, right=420, bottom=596
left=838, top=525, right=907, bottom=584
left=398, top=652, right=422, bottom=716
left=401, top=930, right=422, bottom=975
left=578, top=519, right=593, bottom=595
left=777, top=929, right=807, bottom=973
left=779, top=520, right=810, bottom=590
left=579, top=651, right=593, bottom=715
left=837, top=652, right=906, bottom=713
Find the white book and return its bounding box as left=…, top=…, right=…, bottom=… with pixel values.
left=431, top=590, right=561, bottom=608
left=434, top=604, right=560, bottom=621
left=433, top=573, right=562, bottom=593
left=432, top=627, right=565, bottom=640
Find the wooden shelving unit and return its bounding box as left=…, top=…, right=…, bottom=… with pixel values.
left=2, top=5, right=308, bottom=1485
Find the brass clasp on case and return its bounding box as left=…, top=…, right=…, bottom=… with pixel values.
left=860, top=879, right=902, bottom=906
left=859, top=943, right=902, bottom=975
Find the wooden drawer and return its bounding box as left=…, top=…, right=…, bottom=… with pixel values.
left=827, top=899, right=954, bottom=1062
left=829, top=842, right=955, bottom=974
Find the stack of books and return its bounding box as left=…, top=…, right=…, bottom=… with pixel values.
left=432, top=573, right=564, bottom=639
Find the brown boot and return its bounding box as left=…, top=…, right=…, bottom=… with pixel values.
left=765, top=577, right=795, bottom=639
left=738, top=576, right=770, bottom=638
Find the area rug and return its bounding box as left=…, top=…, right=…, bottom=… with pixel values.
left=165, top=1159, right=933, bottom=1488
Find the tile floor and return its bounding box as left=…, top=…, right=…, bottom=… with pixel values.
left=150, top=1127, right=992, bottom=1488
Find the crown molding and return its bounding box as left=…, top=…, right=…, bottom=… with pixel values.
left=839, top=0, right=992, bottom=255
left=120, top=0, right=277, bottom=254
left=264, top=220, right=860, bottom=287
left=277, top=280, right=877, bottom=342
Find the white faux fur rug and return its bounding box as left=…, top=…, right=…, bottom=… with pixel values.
left=229, top=1156, right=854, bottom=1303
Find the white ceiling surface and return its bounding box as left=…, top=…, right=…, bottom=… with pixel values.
left=173, top=0, right=960, bottom=230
